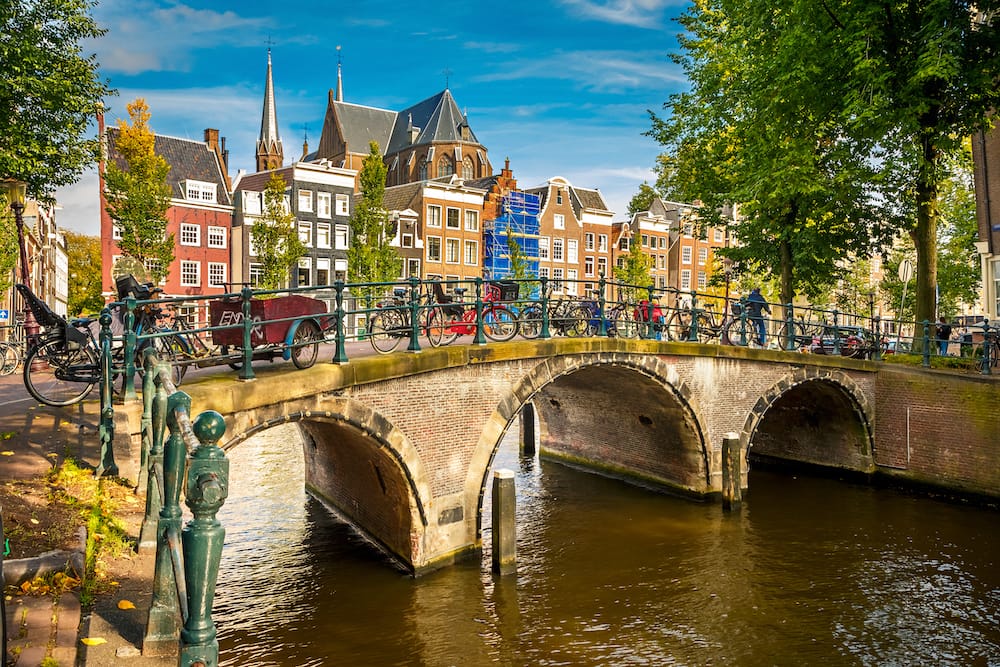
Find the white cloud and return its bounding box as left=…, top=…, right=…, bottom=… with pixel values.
left=54, top=170, right=101, bottom=236
left=463, top=41, right=521, bottom=54
left=558, top=0, right=684, bottom=29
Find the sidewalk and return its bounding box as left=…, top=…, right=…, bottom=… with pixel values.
left=1, top=379, right=175, bottom=667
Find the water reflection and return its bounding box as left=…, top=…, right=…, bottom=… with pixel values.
left=214, top=424, right=999, bottom=666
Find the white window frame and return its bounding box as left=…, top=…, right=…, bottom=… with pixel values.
left=297, top=257, right=312, bottom=286
left=566, top=269, right=578, bottom=295
left=426, top=235, right=442, bottom=262
left=682, top=246, right=693, bottom=264
left=446, top=207, right=461, bottom=229
left=681, top=269, right=691, bottom=290
left=335, top=225, right=349, bottom=250
left=445, top=238, right=460, bottom=264
left=698, top=270, right=708, bottom=289
left=464, top=240, right=478, bottom=266
left=249, top=263, right=264, bottom=287
left=186, top=180, right=216, bottom=202
left=317, top=192, right=332, bottom=218
left=597, top=257, right=608, bottom=277
left=316, top=222, right=331, bottom=249
left=585, top=233, right=594, bottom=251
left=698, top=247, right=708, bottom=265
left=298, top=221, right=313, bottom=247
left=584, top=256, right=594, bottom=277
left=298, top=189, right=313, bottom=213
left=598, top=234, right=608, bottom=252
left=180, top=260, right=200, bottom=287
left=207, top=226, right=226, bottom=249
left=335, top=194, right=349, bottom=217
left=539, top=236, right=550, bottom=261
left=553, top=214, right=565, bottom=230
left=112, top=224, right=122, bottom=241
left=465, top=210, right=479, bottom=231
left=316, top=257, right=331, bottom=285
left=714, top=228, right=724, bottom=243
left=567, top=239, right=578, bottom=264
left=180, top=223, right=200, bottom=247
left=427, top=205, right=442, bottom=228
left=552, top=238, right=565, bottom=262
left=208, top=262, right=226, bottom=287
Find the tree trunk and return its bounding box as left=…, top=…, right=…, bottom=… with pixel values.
left=778, top=204, right=796, bottom=310
left=911, top=129, right=940, bottom=352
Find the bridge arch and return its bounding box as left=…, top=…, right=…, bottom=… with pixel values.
left=463, top=353, right=712, bottom=535
left=219, top=397, right=434, bottom=570
left=742, top=368, right=875, bottom=473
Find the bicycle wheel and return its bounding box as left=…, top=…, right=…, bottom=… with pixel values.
left=774, top=320, right=805, bottom=351
left=518, top=305, right=543, bottom=339
left=426, top=306, right=459, bottom=347
left=484, top=305, right=518, bottom=342
left=612, top=307, right=641, bottom=339
left=290, top=320, right=321, bottom=369
left=563, top=306, right=591, bottom=337
left=692, top=313, right=717, bottom=343
left=369, top=309, right=405, bottom=354
left=23, top=338, right=99, bottom=406
left=149, top=333, right=188, bottom=385
left=0, top=342, right=20, bottom=375
left=665, top=311, right=690, bottom=341
left=724, top=318, right=755, bottom=346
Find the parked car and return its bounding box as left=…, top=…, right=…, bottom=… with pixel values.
left=808, top=325, right=874, bottom=359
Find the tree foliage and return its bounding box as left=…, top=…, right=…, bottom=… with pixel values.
left=627, top=183, right=658, bottom=217
left=347, top=141, right=401, bottom=298
left=648, top=0, right=1000, bottom=322
left=0, top=0, right=113, bottom=198
left=251, top=173, right=305, bottom=290
left=504, top=223, right=532, bottom=282
left=613, top=231, right=653, bottom=299
left=64, top=231, right=103, bottom=316
left=0, top=204, right=18, bottom=295
left=103, top=99, right=174, bottom=283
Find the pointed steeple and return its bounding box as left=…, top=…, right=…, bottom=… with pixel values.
left=336, top=46, right=344, bottom=102
left=256, top=48, right=284, bottom=172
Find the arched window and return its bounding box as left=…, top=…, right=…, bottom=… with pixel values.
left=438, top=156, right=453, bottom=178
left=418, top=158, right=428, bottom=181
left=462, top=156, right=474, bottom=180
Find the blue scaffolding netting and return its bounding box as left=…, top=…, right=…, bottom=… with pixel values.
left=483, top=190, right=540, bottom=282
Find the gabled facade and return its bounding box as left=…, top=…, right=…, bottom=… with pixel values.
left=526, top=177, right=615, bottom=296
left=231, top=161, right=356, bottom=302
left=99, top=121, right=234, bottom=303
left=472, top=159, right=540, bottom=281
left=973, top=119, right=1000, bottom=321
left=313, top=88, right=491, bottom=188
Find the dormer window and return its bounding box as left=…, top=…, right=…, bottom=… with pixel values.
left=556, top=190, right=563, bottom=205
left=185, top=180, right=216, bottom=203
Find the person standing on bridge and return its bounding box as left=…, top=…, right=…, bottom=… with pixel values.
left=746, top=288, right=770, bottom=347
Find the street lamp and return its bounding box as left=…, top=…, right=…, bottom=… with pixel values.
left=2, top=178, right=39, bottom=343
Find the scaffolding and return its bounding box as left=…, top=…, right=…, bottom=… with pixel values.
left=483, top=190, right=540, bottom=280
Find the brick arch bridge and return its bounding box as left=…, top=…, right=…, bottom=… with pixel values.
left=141, top=338, right=902, bottom=575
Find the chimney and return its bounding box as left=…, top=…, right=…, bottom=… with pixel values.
left=205, top=128, right=232, bottom=191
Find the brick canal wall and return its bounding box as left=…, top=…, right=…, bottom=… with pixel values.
left=874, top=366, right=1000, bottom=499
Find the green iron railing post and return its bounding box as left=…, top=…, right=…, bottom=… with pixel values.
left=473, top=278, right=487, bottom=345
left=597, top=276, right=608, bottom=337
left=179, top=410, right=229, bottom=667
left=982, top=320, right=992, bottom=375
left=539, top=276, right=551, bottom=340
left=646, top=285, right=657, bottom=340
left=239, top=287, right=255, bottom=381
left=143, top=390, right=189, bottom=656
left=785, top=303, right=795, bottom=351
left=332, top=281, right=348, bottom=364
left=139, top=359, right=169, bottom=553
left=872, top=316, right=883, bottom=361
left=739, top=298, right=748, bottom=346
left=97, top=308, right=118, bottom=477
left=832, top=309, right=841, bottom=355
left=137, top=348, right=157, bottom=493
left=688, top=293, right=700, bottom=342
left=123, top=297, right=138, bottom=401
left=922, top=320, right=931, bottom=368
left=407, top=276, right=422, bottom=353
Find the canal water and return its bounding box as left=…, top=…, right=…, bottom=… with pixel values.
left=213, top=424, right=999, bottom=666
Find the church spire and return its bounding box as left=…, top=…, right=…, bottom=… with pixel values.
left=335, top=45, right=343, bottom=102
left=256, top=48, right=284, bottom=172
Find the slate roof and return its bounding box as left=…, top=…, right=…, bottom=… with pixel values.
left=105, top=128, right=232, bottom=206
left=330, top=102, right=396, bottom=155
left=382, top=182, right=422, bottom=212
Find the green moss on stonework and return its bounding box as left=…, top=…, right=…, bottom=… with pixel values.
left=539, top=447, right=708, bottom=501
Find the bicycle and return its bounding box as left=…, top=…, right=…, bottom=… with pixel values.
left=368, top=285, right=437, bottom=354
left=665, top=300, right=725, bottom=343
left=518, top=286, right=590, bottom=339
left=974, top=329, right=999, bottom=373
left=427, top=280, right=519, bottom=346
left=0, top=324, right=25, bottom=375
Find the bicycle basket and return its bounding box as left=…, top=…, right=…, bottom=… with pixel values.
left=116, top=274, right=153, bottom=300
left=15, top=284, right=66, bottom=329
left=731, top=302, right=743, bottom=316
left=488, top=281, right=519, bottom=302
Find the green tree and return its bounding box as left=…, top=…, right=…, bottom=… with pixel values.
left=504, top=223, right=532, bottom=282
left=347, top=141, right=401, bottom=298
left=0, top=0, right=113, bottom=198
left=613, top=232, right=653, bottom=300
left=649, top=0, right=888, bottom=309
left=0, top=206, right=18, bottom=295
left=103, top=99, right=174, bottom=283
left=64, top=231, right=103, bottom=316
left=252, top=173, right=306, bottom=290
left=627, top=183, right=658, bottom=217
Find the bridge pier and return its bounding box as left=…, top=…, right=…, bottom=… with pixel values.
left=519, top=402, right=536, bottom=457
left=492, top=469, right=516, bottom=575
left=721, top=433, right=742, bottom=511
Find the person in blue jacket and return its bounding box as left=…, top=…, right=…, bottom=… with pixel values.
left=745, top=288, right=771, bottom=346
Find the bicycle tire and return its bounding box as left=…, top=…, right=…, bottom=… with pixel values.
left=149, top=333, right=188, bottom=386
left=724, top=318, right=754, bottom=346
left=775, top=321, right=806, bottom=351
left=0, top=342, right=19, bottom=375
left=369, top=309, right=405, bottom=354
left=426, top=306, right=459, bottom=347
left=23, top=338, right=99, bottom=406
left=291, top=320, right=321, bottom=369
left=692, top=312, right=718, bottom=343
left=563, top=306, right=591, bottom=337
left=612, top=306, right=641, bottom=339
left=518, top=305, right=543, bottom=339
left=484, top=305, right=518, bottom=342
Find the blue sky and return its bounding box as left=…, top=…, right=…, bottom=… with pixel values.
left=55, top=0, right=691, bottom=236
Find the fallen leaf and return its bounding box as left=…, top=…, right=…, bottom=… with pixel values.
left=1, top=451, right=12, bottom=456
left=81, top=637, right=107, bottom=646
left=118, top=599, right=136, bottom=610
left=30, top=518, right=39, bottom=525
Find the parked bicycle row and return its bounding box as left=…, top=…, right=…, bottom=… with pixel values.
left=9, top=274, right=996, bottom=408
